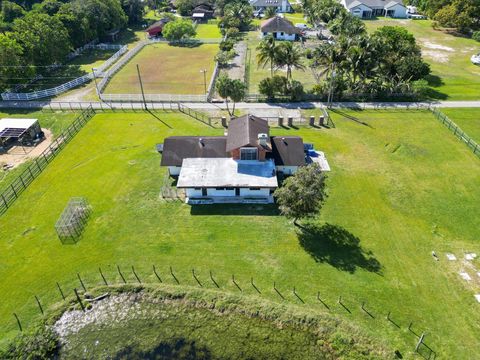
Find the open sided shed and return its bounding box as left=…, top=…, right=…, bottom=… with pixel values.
left=0, top=118, right=43, bottom=147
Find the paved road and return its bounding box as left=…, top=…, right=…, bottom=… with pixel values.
left=1, top=100, right=480, bottom=112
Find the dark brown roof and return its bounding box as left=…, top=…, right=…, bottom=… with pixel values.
left=146, top=18, right=170, bottom=32
left=260, top=16, right=301, bottom=35
left=226, top=115, right=270, bottom=152
left=270, top=136, right=305, bottom=166
left=160, top=136, right=228, bottom=166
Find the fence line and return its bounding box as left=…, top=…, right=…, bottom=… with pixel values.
left=1, top=45, right=127, bottom=101
left=0, top=106, right=96, bottom=216
left=430, top=107, right=480, bottom=158
left=98, top=38, right=223, bottom=103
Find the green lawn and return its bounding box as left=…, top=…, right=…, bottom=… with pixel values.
left=0, top=110, right=480, bottom=358
left=364, top=19, right=480, bottom=100
left=195, top=23, right=223, bottom=39
left=441, top=108, right=480, bottom=144
left=0, top=111, right=78, bottom=192
left=104, top=43, right=218, bottom=94
left=246, top=31, right=317, bottom=93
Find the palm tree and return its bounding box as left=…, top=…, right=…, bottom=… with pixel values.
left=274, top=42, right=305, bottom=81
left=256, top=35, right=277, bottom=77
left=264, top=7, right=277, bottom=19
left=309, top=42, right=343, bottom=83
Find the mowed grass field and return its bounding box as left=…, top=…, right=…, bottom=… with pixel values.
left=0, top=110, right=480, bottom=357
left=364, top=19, right=480, bottom=100
left=442, top=108, right=480, bottom=143
left=0, top=111, right=77, bottom=192
left=195, top=23, right=223, bottom=39
left=104, top=43, right=218, bottom=94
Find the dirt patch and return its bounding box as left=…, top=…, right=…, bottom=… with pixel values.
left=421, top=50, right=450, bottom=63
left=421, top=41, right=455, bottom=52
left=0, top=129, right=53, bottom=169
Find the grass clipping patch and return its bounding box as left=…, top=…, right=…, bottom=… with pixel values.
left=10, top=284, right=393, bottom=359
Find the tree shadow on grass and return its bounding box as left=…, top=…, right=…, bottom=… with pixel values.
left=298, top=223, right=382, bottom=274
left=113, top=338, right=213, bottom=359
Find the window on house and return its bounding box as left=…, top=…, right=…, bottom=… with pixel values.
left=249, top=187, right=261, bottom=191
left=280, top=32, right=284, bottom=36
left=240, top=147, right=258, bottom=160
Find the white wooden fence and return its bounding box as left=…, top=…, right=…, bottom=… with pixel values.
left=1, top=44, right=127, bottom=101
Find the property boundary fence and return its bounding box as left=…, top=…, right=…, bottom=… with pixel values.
left=430, top=107, right=480, bottom=158
left=0, top=106, right=96, bottom=216
left=1, top=45, right=127, bottom=101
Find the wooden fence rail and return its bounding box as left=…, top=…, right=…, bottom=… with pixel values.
left=0, top=106, right=96, bottom=216
left=430, top=107, right=480, bottom=158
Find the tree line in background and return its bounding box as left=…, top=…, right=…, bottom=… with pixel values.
left=254, top=0, right=431, bottom=101
left=0, top=0, right=144, bottom=92
left=405, top=0, right=480, bottom=35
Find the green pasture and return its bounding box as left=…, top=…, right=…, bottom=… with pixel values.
left=441, top=108, right=480, bottom=144
left=104, top=43, right=218, bottom=94
left=195, top=23, right=223, bottom=39
left=0, top=110, right=479, bottom=358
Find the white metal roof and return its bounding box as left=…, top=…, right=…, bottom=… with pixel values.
left=177, top=158, right=279, bottom=188
left=0, top=118, right=38, bottom=133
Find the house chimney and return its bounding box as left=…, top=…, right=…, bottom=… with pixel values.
left=258, top=133, right=268, bottom=146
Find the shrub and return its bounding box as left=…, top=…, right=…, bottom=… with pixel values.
left=473, top=31, right=480, bottom=42
left=287, top=80, right=304, bottom=101
left=215, top=50, right=236, bottom=67
left=219, top=38, right=235, bottom=51
left=0, top=325, right=59, bottom=360
left=162, top=19, right=196, bottom=41
left=226, top=27, right=240, bottom=39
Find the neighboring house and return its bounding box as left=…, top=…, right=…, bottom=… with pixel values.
left=251, top=0, right=292, bottom=13
left=260, top=16, right=302, bottom=41
left=192, top=4, right=214, bottom=22
left=146, top=18, right=171, bottom=37
left=159, top=115, right=308, bottom=204
left=341, top=0, right=407, bottom=18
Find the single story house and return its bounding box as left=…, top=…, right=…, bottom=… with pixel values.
left=251, top=0, right=292, bottom=13
left=341, top=0, right=406, bottom=18
left=146, top=18, right=171, bottom=37
left=260, top=16, right=302, bottom=41
left=192, top=4, right=214, bottom=22
left=160, top=115, right=308, bottom=204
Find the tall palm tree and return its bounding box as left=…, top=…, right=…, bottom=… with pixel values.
left=275, top=42, right=305, bottom=81
left=256, top=35, right=277, bottom=77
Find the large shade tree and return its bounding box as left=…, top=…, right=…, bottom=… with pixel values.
left=274, top=163, right=327, bottom=226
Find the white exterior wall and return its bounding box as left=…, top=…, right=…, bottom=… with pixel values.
left=276, top=166, right=299, bottom=175
left=281, top=0, right=289, bottom=12
left=239, top=188, right=271, bottom=197
left=185, top=188, right=203, bottom=198
left=168, top=166, right=181, bottom=176
left=207, top=188, right=236, bottom=197
left=263, top=31, right=296, bottom=40
left=387, top=4, right=407, bottom=18
left=349, top=4, right=372, bottom=18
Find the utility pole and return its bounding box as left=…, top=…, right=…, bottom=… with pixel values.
left=91, top=68, right=100, bottom=96
left=136, top=64, right=147, bottom=110
left=200, top=69, right=207, bottom=94
left=327, top=66, right=336, bottom=109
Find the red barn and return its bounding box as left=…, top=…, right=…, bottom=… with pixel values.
left=146, top=18, right=170, bottom=38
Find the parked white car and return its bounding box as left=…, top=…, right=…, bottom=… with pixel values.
left=471, top=54, right=480, bottom=65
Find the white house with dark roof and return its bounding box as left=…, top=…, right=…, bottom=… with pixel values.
left=260, top=16, right=301, bottom=41
left=341, top=0, right=406, bottom=18
left=159, top=115, right=311, bottom=204
left=251, top=0, right=292, bottom=13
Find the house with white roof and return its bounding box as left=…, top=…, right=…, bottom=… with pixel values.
left=159, top=115, right=323, bottom=204
left=340, top=0, right=407, bottom=18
